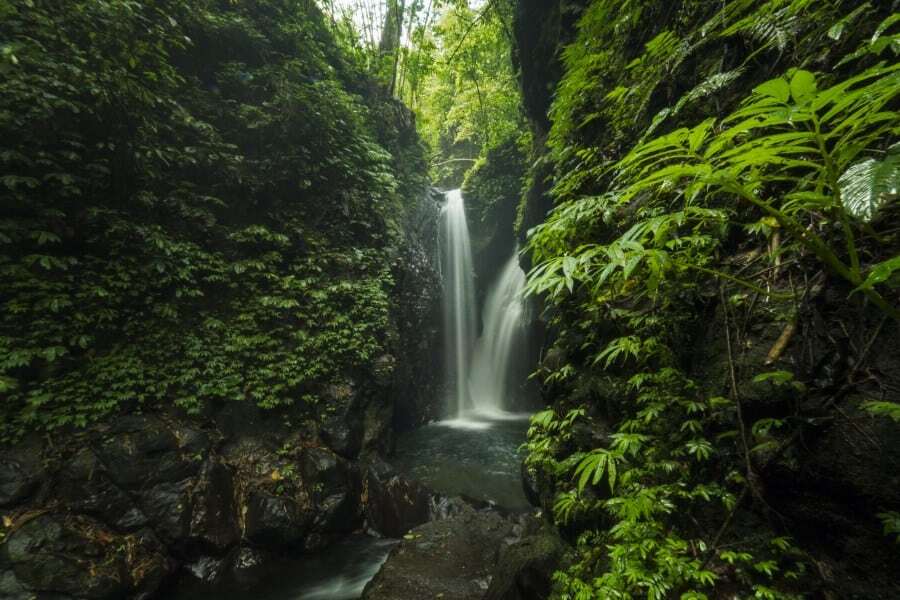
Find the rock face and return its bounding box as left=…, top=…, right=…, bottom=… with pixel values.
left=512, top=0, right=588, bottom=249
left=689, top=296, right=900, bottom=597
left=390, top=187, right=444, bottom=430
left=362, top=507, right=566, bottom=600
left=460, top=140, right=526, bottom=299
left=0, top=409, right=452, bottom=600
left=362, top=458, right=436, bottom=538
left=2, top=513, right=170, bottom=600
left=0, top=442, right=42, bottom=509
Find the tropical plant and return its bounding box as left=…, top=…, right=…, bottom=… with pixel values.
left=522, top=2, right=899, bottom=597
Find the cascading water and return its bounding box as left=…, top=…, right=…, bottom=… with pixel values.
left=401, top=196, right=530, bottom=508
left=468, top=251, right=527, bottom=415
left=439, top=189, right=477, bottom=418
left=440, top=189, right=530, bottom=422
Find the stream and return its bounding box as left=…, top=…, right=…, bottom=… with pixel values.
left=171, top=536, right=398, bottom=600
left=170, top=416, right=530, bottom=600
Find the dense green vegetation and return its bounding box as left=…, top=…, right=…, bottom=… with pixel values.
left=523, top=1, right=900, bottom=598
left=0, top=0, right=427, bottom=438
left=0, top=0, right=525, bottom=438
left=3, top=0, right=900, bottom=598
left=320, top=0, right=524, bottom=183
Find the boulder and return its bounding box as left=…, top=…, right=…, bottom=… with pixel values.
left=243, top=490, right=314, bottom=546
left=362, top=504, right=516, bottom=600
left=362, top=459, right=434, bottom=537
left=0, top=440, right=44, bottom=508
left=188, top=460, right=239, bottom=551
left=485, top=518, right=566, bottom=600
left=56, top=448, right=148, bottom=531
left=1, top=514, right=170, bottom=599
left=136, top=479, right=194, bottom=547
left=93, top=415, right=197, bottom=489
left=302, top=447, right=362, bottom=535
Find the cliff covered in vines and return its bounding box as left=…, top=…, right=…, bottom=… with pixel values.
left=517, top=1, right=900, bottom=598
left=0, top=0, right=431, bottom=438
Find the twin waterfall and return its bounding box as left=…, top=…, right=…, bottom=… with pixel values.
left=440, top=189, right=478, bottom=418
left=440, top=189, right=527, bottom=420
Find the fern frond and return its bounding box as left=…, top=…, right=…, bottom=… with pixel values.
left=645, top=70, right=745, bottom=139
left=839, top=150, right=900, bottom=222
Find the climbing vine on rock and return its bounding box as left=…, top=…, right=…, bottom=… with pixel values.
left=0, top=0, right=426, bottom=439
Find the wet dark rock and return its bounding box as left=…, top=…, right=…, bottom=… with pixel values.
left=1, top=514, right=170, bottom=599
left=361, top=392, right=394, bottom=456
left=362, top=504, right=517, bottom=600
left=93, top=415, right=196, bottom=489
left=362, top=459, right=435, bottom=537
left=429, top=494, right=493, bottom=521
left=460, top=139, right=526, bottom=305
left=57, top=448, right=148, bottom=531
left=231, top=546, right=265, bottom=571
left=372, top=354, right=396, bottom=388
left=215, top=401, right=268, bottom=440
left=512, top=0, right=588, bottom=246
left=0, top=567, right=31, bottom=600
left=320, top=382, right=365, bottom=459
left=390, top=188, right=443, bottom=430
left=763, top=399, right=900, bottom=598
left=0, top=441, right=43, bottom=508
left=222, top=546, right=274, bottom=588
left=520, top=460, right=542, bottom=509
left=485, top=518, right=566, bottom=600
left=188, top=460, right=239, bottom=551
left=243, top=490, right=313, bottom=546
left=185, top=555, right=226, bottom=583
left=302, top=447, right=362, bottom=534
left=136, top=479, right=194, bottom=547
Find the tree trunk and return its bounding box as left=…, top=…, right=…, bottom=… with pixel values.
left=379, top=0, right=405, bottom=96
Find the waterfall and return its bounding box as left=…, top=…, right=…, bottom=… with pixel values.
left=440, top=189, right=477, bottom=418
left=468, top=251, right=527, bottom=414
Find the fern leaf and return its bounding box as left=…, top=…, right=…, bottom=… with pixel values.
left=838, top=151, right=900, bottom=221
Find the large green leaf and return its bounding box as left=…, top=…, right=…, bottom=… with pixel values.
left=839, top=151, right=900, bottom=221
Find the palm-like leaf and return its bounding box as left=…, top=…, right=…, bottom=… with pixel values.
left=839, top=151, right=900, bottom=221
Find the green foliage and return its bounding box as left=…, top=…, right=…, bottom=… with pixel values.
left=461, top=134, right=529, bottom=244
left=862, top=401, right=900, bottom=423
left=879, top=511, right=900, bottom=544
left=854, top=254, right=900, bottom=293
left=318, top=0, right=524, bottom=187
left=839, top=148, right=900, bottom=222
left=606, top=63, right=900, bottom=317
left=0, top=0, right=426, bottom=438
left=521, top=0, right=899, bottom=597
left=410, top=1, right=523, bottom=184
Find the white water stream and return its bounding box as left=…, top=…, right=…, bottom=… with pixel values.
left=440, top=189, right=477, bottom=417
left=468, top=251, right=527, bottom=415
left=440, top=189, right=528, bottom=423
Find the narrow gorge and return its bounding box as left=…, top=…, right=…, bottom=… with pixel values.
left=2, top=1, right=899, bottom=599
